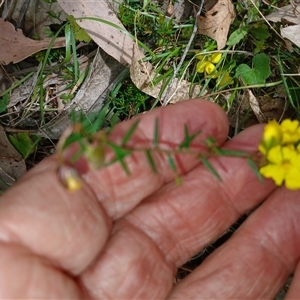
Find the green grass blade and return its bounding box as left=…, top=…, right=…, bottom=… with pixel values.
left=64, top=24, right=71, bottom=62
left=0, top=72, right=34, bottom=97
left=70, top=25, right=79, bottom=82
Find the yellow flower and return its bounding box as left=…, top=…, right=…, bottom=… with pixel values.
left=259, top=145, right=300, bottom=190
left=196, top=61, right=215, bottom=74
left=196, top=52, right=222, bottom=77
left=217, top=72, right=234, bottom=86
left=258, top=120, right=282, bottom=155
left=211, top=53, right=222, bottom=64
left=280, top=119, right=300, bottom=144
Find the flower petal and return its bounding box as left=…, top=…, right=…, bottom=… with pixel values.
left=196, top=61, right=206, bottom=73
left=205, top=62, right=216, bottom=75
left=259, top=120, right=282, bottom=152
left=281, top=119, right=300, bottom=144
left=259, top=164, right=285, bottom=186
left=267, top=145, right=283, bottom=164
left=285, top=167, right=300, bottom=189
left=211, top=53, right=222, bottom=64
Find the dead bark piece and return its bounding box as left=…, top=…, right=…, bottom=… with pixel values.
left=0, top=18, right=65, bottom=65
left=197, top=0, right=235, bottom=50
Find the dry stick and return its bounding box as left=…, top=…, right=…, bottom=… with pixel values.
left=161, top=0, right=205, bottom=106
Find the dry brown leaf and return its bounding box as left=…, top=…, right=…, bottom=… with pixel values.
left=265, top=5, right=300, bottom=25
left=57, top=0, right=144, bottom=66
left=281, top=24, right=300, bottom=48
left=0, top=18, right=65, bottom=65
left=130, top=55, right=204, bottom=103
left=0, top=125, right=26, bottom=191
left=265, top=4, right=300, bottom=49
left=2, top=0, right=67, bottom=38
left=245, top=89, right=266, bottom=123
left=197, top=0, right=235, bottom=50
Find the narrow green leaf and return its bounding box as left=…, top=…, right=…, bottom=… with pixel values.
left=39, top=82, right=45, bottom=124
left=247, top=158, right=264, bottom=183
left=107, top=142, right=132, bottom=174
left=214, top=148, right=249, bottom=157
left=64, top=24, right=71, bottom=62
left=154, top=118, right=159, bottom=147
left=120, top=160, right=130, bottom=175
left=226, top=26, right=248, bottom=46
left=167, top=155, right=177, bottom=173
left=8, top=133, right=40, bottom=159
left=122, top=120, right=139, bottom=145
left=167, top=155, right=181, bottom=185
left=200, top=156, right=221, bottom=181
left=178, top=125, right=201, bottom=149
left=70, top=26, right=79, bottom=82
left=145, top=150, right=157, bottom=173
left=0, top=93, right=9, bottom=113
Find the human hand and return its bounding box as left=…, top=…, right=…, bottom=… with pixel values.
left=0, top=99, right=299, bottom=299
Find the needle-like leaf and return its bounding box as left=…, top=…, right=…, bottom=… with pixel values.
left=108, top=142, right=131, bottom=174
left=145, top=150, right=157, bottom=173
left=247, top=158, right=264, bottom=183
left=200, top=155, right=221, bottom=181
left=178, top=124, right=201, bottom=149
left=122, top=120, right=140, bottom=145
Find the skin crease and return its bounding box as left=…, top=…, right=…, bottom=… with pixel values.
left=0, top=99, right=299, bottom=298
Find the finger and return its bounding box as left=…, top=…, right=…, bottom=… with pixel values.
left=79, top=124, right=275, bottom=298
left=80, top=221, right=175, bottom=299
left=0, top=243, right=82, bottom=298
left=0, top=156, right=111, bottom=275
left=123, top=124, right=276, bottom=267
left=63, top=99, right=229, bottom=218
left=168, top=187, right=300, bottom=299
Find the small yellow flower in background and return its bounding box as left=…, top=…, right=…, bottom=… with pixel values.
left=217, top=72, right=234, bottom=87
left=210, top=53, right=222, bottom=63
left=196, top=52, right=233, bottom=84
left=196, top=53, right=222, bottom=77
left=258, top=119, right=300, bottom=190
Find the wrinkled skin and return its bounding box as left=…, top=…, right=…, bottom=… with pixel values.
left=0, top=99, right=299, bottom=299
